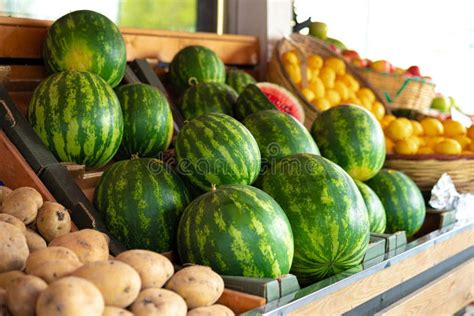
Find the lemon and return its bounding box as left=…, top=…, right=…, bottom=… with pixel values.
left=443, top=120, right=466, bottom=137
left=470, top=141, right=474, bottom=152
left=420, top=118, right=444, bottom=136
left=324, top=57, right=346, bottom=75
left=411, top=120, right=424, bottom=136
left=418, top=146, right=434, bottom=154
left=285, top=63, right=301, bottom=84
left=305, top=68, right=313, bottom=82
left=380, top=114, right=397, bottom=129
left=467, top=125, right=474, bottom=139
left=371, top=101, right=385, bottom=120
left=435, top=139, right=462, bottom=154
left=319, top=67, right=336, bottom=88
left=424, top=136, right=445, bottom=149
left=301, top=88, right=315, bottom=102
left=453, top=135, right=472, bottom=149
left=346, top=97, right=361, bottom=106
left=333, top=81, right=349, bottom=101
left=357, top=88, right=376, bottom=103
left=310, top=68, right=320, bottom=79
left=308, top=78, right=325, bottom=99
left=282, top=50, right=299, bottom=65
left=313, top=98, right=331, bottom=111
left=359, top=96, right=373, bottom=111
left=412, top=136, right=425, bottom=147
left=462, top=150, right=474, bottom=155
left=386, top=118, right=413, bottom=141
left=395, top=138, right=419, bottom=155
left=338, top=74, right=360, bottom=92
left=307, top=54, right=324, bottom=69
left=385, top=137, right=395, bottom=153
left=325, top=89, right=341, bottom=106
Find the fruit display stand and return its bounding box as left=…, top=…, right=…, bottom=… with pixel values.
left=0, top=16, right=473, bottom=315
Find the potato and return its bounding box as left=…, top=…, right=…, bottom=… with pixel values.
left=49, top=229, right=109, bottom=263
left=0, top=271, right=25, bottom=289
left=0, top=213, right=26, bottom=233
left=36, top=276, right=104, bottom=316
left=36, top=201, right=71, bottom=242
left=6, top=275, right=47, bottom=316
left=0, top=222, right=29, bottom=273
left=24, top=229, right=47, bottom=252
left=0, top=186, right=12, bottom=206
left=29, top=259, right=82, bottom=283
left=0, top=187, right=42, bottom=224
left=102, top=306, right=134, bottom=316
left=187, top=304, right=234, bottom=316
left=71, top=260, right=141, bottom=308
left=131, top=288, right=187, bottom=316
left=116, top=249, right=174, bottom=289
left=0, top=288, right=7, bottom=316
left=165, top=265, right=224, bottom=309
left=25, top=246, right=80, bottom=273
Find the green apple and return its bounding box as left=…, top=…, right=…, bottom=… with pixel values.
left=309, top=22, right=328, bottom=40
left=431, top=96, right=451, bottom=113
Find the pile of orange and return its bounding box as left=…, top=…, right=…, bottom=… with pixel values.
left=382, top=115, right=474, bottom=155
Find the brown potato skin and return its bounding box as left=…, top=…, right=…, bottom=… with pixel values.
left=6, top=275, right=47, bottom=316
left=36, top=201, right=72, bottom=242
left=0, top=186, right=12, bottom=207
left=0, top=187, right=42, bottom=224
left=24, top=229, right=47, bottom=252
left=132, top=288, right=187, bottom=316
left=29, top=259, right=82, bottom=283
left=165, top=265, right=224, bottom=309
left=102, top=306, right=134, bottom=316
left=0, top=271, right=25, bottom=289
left=36, top=276, right=104, bottom=316
left=116, top=249, right=174, bottom=289
left=187, top=304, right=235, bottom=316
left=25, top=246, right=80, bottom=273
left=49, top=229, right=109, bottom=263
left=0, top=213, right=26, bottom=233
left=0, top=222, right=29, bottom=273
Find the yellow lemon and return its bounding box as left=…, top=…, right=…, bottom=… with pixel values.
left=308, top=78, right=325, bottom=99
left=462, top=150, right=474, bottom=155
left=346, top=97, right=361, bottom=106
left=282, top=50, right=299, bottom=65
left=306, top=68, right=313, bottom=82
left=452, top=135, right=472, bottom=149
left=313, top=98, right=331, bottom=111
left=470, top=141, right=474, bottom=152
left=420, top=118, right=444, bottom=136
left=307, top=54, right=324, bottom=69
left=418, top=146, right=434, bottom=154
left=301, top=88, right=315, bottom=102
left=310, top=68, right=320, bottom=79
left=443, top=120, right=466, bottom=137
left=359, top=96, right=373, bottom=111
left=435, top=139, right=462, bottom=155
left=411, top=120, right=424, bottom=136
left=385, top=137, right=395, bottom=153
left=324, top=57, right=346, bottom=75
left=333, top=81, right=349, bottom=101
left=380, top=114, right=397, bottom=129
left=371, top=101, right=385, bottom=120
left=325, top=89, right=341, bottom=106
left=395, top=138, right=419, bottom=155
left=338, top=74, right=359, bottom=92
left=424, top=136, right=445, bottom=150
left=411, top=136, right=425, bottom=147
left=319, top=67, right=336, bottom=88
left=357, top=88, right=376, bottom=103
left=386, top=118, right=413, bottom=141
left=285, top=63, right=301, bottom=84
left=467, top=125, right=474, bottom=139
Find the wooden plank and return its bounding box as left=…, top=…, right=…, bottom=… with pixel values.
left=9, top=91, right=33, bottom=117
left=217, top=288, right=266, bottom=315
left=288, top=226, right=474, bottom=315
left=375, top=259, right=474, bottom=316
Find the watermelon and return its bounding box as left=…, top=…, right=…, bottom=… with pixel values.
left=179, top=82, right=238, bottom=121
left=43, top=10, right=126, bottom=87
left=242, top=110, right=319, bottom=166
left=235, top=83, right=305, bottom=123
left=366, top=169, right=425, bottom=237
left=226, top=68, right=256, bottom=94
left=94, top=158, right=191, bottom=252
left=28, top=71, right=123, bottom=168
left=261, top=153, right=369, bottom=283
left=169, top=45, right=225, bottom=92
left=177, top=184, right=293, bottom=278
left=175, top=113, right=261, bottom=191
left=311, top=104, right=385, bottom=181
left=354, top=180, right=386, bottom=233
left=115, top=83, right=174, bottom=158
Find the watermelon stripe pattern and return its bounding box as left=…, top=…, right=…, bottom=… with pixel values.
left=94, top=158, right=191, bottom=252
left=179, top=83, right=238, bottom=121
left=366, top=169, right=425, bottom=237
left=226, top=68, right=256, bottom=94
left=115, top=83, right=174, bottom=158
left=175, top=113, right=261, bottom=191
left=177, top=184, right=294, bottom=278
left=43, top=10, right=126, bottom=87
left=354, top=180, right=386, bottom=233
left=235, top=84, right=276, bottom=120
left=311, top=105, right=385, bottom=181
left=261, top=154, right=369, bottom=284
left=28, top=71, right=123, bottom=167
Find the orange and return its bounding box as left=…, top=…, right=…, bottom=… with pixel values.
left=319, top=67, right=336, bottom=88
left=307, top=54, right=324, bottom=69
left=462, top=150, right=474, bottom=155
left=443, top=120, right=466, bottom=137
left=282, top=50, right=299, bottom=65
left=371, top=101, right=385, bottom=120
left=470, top=141, right=474, bottom=152
left=308, top=78, right=325, bottom=99
left=418, top=147, right=434, bottom=154
left=411, top=120, right=424, bottom=136
left=312, top=98, right=331, bottom=111
left=420, top=118, right=444, bottom=136
left=394, top=138, right=418, bottom=155
left=434, top=139, right=462, bottom=155
left=285, top=63, right=301, bottom=84
left=385, top=118, right=413, bottom=141
left=452, top=135, right=472, bottom=149
left=385, top=137, right=395, bottom=153
left=467, top=125, right=474, bottom=139
left=301, top=88, right=315, bottom=102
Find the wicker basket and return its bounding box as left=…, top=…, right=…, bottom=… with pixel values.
left=360, top=69, right=436, bottom=111
left=384, top=154, right=474, bottom=193
left=268, top=33, right=389, bottom=129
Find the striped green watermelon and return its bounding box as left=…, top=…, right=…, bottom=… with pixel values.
left=115, top=83, right=174, bottom=158
left=366, top=169, right=425, bottom=237
left=179, top=82, right=238, bottom=120
left=354, top=180, right=386, bottom=233
left=175, top=113, right=261, bottom=191
left=94, top=158, right=191, bottom=252
left=43, top=10, right=126, bottom=87
left=226, top=68, right=256, bottom=94
left=311, top=104, right=385, bottom=181
left=261, top=153, right=369, bottom=283
left=28, top=71, right=123, bottom=168
left=242, top=110, right=319, bottom=166
left=235, top=83, right=305, bottom=123
left=169, top=45, right=225, bottom=92
left=177, top=184, right=293, bottom=278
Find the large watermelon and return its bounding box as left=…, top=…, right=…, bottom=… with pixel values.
left=354, top=180, right=386, bottom=233
left=261, top=153, right=369, bottom=283
left=169, top=45, right=225, bottom=92
left=242, top=110, right=319, bottom=166
left=179, top=82, right=238, bottom=121
left=177, top=184, right=293, bottom=278
left=28, top=71, right=123, bottom=168
left=311, top=104, right=385, bottom=181
left=43, top=10, right=126, bottom=87
left=366, top=169, right=425, bottom=237
left=94, top=158, right=191, bottom=252
left=226, top=68, right=256, bottom=94
left=175, top=113, right=261, bottom=191
left=115, top=83, right=174, bottom=158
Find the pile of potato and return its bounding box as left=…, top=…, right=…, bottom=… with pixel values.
left=0, top=186, right=233, bottom=316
